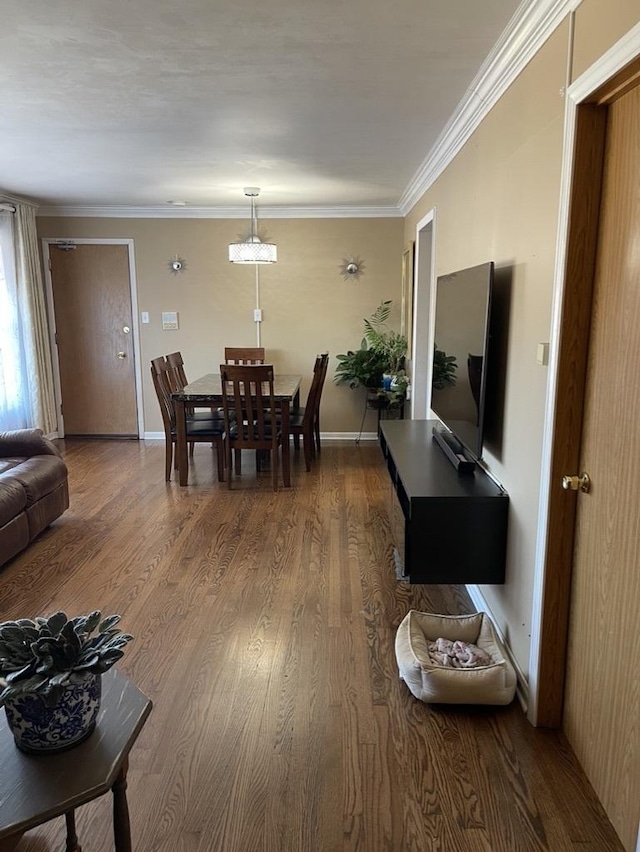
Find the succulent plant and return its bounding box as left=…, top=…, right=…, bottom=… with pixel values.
left=0, top=611, right=133, bottom=707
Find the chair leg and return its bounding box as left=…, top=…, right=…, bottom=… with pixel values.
left=226, top=442, right=233, bottom=489
left=272, top=448, right=279, bottom=491
left=314, top=418, right=321, bottom=453
left=166, top=441, right=173, bottom=481
left=189, top=441, right=195, bottom=457
left=234, top=449, right=242, bottom=474
left=303, top=430, right=313, bottom=472
left=216, top=440, right=225, bottom=482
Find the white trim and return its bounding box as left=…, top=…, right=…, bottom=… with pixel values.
left=41, top=237, right=144, bottom=439
left=466, top=583, right=529, bottom=713
left=411, top=208, right=436, bottom=419
left=528, top=19, right=640, bottom=725
left=143, top=431, right=380, bottom=442
left=37, top=204, right=403, bottom=220
left=399, top=0, right=574, bottom=215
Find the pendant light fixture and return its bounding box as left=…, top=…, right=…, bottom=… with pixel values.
left=228, top=187, right=277, bottom=264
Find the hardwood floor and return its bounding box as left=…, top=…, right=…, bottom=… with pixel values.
left=0, top=439, right=623, bottom=852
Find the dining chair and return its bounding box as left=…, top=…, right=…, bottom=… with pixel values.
left=150, top=357, right=225, bottom=482
left=166, top=351, right=224, bottom=421
left=219, top=363, right=281, bottom=490
left=224, top=347, right=265, bottom=365
left=289, top=352, right=329, bottom=470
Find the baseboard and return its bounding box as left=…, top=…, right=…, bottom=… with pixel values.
left=142, top=431, right=381, bottom=442
left=465, top=583, right=530, bottom=714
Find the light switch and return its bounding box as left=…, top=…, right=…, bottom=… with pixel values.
left=536, top=342, right=549, bottom=366
left=141, top=311, right=149, bottom=324
left=254, top=308, right=263, bottom=322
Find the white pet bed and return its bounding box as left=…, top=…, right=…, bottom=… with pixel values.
left=395, top=610, right=516, bottom=705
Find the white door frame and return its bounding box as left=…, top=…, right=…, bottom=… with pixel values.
left=42, top=237, right=144, bottom=439
left=528, top=20, right=640, bottom=725
left=410, top=208, right=437, bottom=419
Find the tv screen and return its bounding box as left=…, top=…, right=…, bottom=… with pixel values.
left=431, top=261, right=494, bottom=460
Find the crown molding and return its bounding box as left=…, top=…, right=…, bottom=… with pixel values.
left=0, top=189, right=40, bottom=208
left=398, top=0, right=575, bottom=215
left=37, top=203, right=403, bottom=219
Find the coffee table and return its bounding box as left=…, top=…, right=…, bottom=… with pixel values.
left=0, top=667, right=152, bottom=852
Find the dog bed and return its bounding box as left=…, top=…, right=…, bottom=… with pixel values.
left=395, top=610, right=516, bottom=705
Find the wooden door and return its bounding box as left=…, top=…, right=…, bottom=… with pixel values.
left=561, top=84, right=640, bottom=851
left=49, top=243, right=138, bottom=437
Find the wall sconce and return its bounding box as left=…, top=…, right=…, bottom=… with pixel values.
left=339, top=256, right=365, bottom=281
left=168, top=255, right=187, bottom=274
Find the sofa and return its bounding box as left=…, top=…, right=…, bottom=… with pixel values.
left=0, top=429, right=69, bottom=569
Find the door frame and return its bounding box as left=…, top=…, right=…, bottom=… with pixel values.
left=529, top=22, right=640, bottom=727
left=411, top=207, right=437, bottom=419
left=42, top=238, right=144, bottom=439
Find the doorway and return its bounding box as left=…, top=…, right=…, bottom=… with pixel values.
left=43, top=239, right=143, bottom=438
left=411, top=209, right=436, bottom=419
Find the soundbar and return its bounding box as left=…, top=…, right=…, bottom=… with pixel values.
left=432, top=426, right=477, bottom=474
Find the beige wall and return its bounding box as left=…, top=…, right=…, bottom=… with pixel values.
left=37, top=216, right=403, bottom=435
left=404, top=24, right=569, bottom=675
left=403, top=0, right=639, bottom=683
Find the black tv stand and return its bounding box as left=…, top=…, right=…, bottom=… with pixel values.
left=431, top=426, right=476, bottom=473
left=379, top=420, right=508, bottom=584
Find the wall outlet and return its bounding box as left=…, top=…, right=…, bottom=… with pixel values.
left=254, top=308, right=263, bottom=322
left=141, top=311, right=149, bottom=324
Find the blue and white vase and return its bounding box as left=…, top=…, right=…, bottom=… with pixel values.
left=4, top=673, right=101, bottom=754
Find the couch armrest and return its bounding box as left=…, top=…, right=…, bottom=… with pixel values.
left=0, top=428, right=61, bottom=459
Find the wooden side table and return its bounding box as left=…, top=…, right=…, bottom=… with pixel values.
left=0, top=667, right=152, bottom=852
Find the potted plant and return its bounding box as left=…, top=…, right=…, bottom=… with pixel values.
left=335, top=300, right=408, bottom=411
left=0, top=610, right=133, bottom=753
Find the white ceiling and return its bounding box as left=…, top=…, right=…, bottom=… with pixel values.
left=1, top=0, right=527, bottom=212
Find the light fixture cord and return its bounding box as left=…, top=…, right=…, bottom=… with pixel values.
left=255, top=264, right=261, bottom=347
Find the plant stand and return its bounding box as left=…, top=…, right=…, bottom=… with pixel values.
left=355, top=390, right=405, bottom=444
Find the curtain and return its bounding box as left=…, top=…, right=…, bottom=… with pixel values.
left=0, top=209, right=29, bottom=430
left=14, top=204, right=57, bottom=433
left=0, top=202, right=57, bottom=433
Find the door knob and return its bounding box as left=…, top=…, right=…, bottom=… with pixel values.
left=117, top=351, right=127, bottom=359
left=562, top=472, right=590, bottom=492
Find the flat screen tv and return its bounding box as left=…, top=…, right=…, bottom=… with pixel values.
left=430, top=261, right=494, bottom=467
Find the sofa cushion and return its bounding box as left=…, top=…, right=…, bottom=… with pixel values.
left=0, top=458, right=25, bottom=475
left=0, top=477, right=27, bottom=526
left=1, top=456, right=68, bottom=507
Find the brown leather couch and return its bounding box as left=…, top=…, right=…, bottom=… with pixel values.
left=0, top=429, right=69, bottom=569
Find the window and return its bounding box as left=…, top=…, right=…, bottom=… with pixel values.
left=0, top=210, right=28, bottom=430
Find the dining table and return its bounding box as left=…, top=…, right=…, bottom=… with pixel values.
left=171, top=372, right=301, bottom=487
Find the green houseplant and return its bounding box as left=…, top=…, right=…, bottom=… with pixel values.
left=0, top=611, right=133, bottom=753
left=335, top=301, right=408, bottom=406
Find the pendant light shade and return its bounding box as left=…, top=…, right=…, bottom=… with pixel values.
left=229, top=188, right=277, bottom=264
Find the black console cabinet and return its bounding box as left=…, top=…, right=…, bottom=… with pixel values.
left=379, top=420, right=508, bottom=584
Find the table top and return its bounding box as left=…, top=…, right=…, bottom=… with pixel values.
left=171, top=372, right=301, bottom=403
left=0, top=667, right=152, bottom=839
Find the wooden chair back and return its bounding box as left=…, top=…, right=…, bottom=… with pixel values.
left=224, top=347, right=266, bottom=365
left=166, top=351, right=188, bottom=389
left=150, top=357, right=176, bottom=432
left=219, top=363, right=280, bottom=489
